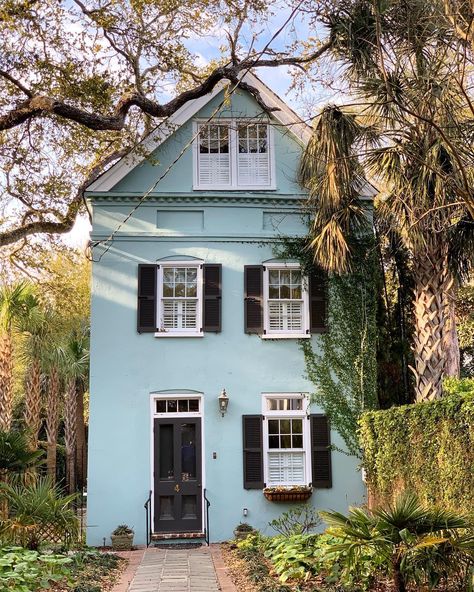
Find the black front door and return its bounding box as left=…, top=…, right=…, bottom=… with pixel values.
left=153, top=418, right=202, bottom=533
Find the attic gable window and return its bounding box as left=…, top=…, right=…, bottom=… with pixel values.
left=194, top=120, right=274, bottom=190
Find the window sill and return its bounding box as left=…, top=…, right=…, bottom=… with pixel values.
left=154, top=332, right=204, bottom=338
left=261, top=333, right=311, bottom=340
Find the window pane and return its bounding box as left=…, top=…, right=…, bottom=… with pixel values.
left=280, top=269, right=290, bottom=286
left=167, top=400, right=177, bottom=412
left=189, top=399, right=199, bottom=412
left=280, top=419, right=291, bottom=434
left=292, top=434, right=303, bottom=448
left=181, top=423, right=196, bottom=479
left=269, top=435, right=279, bottom=449
left=267, top=398, right=278, bottom=411
left=269, top=285, right=279, bottom=299
left=292, top=419, right=303, bottom=433
left=268, top=419, right=279, bottom=434
left=258, top=126, right=268, bottom=153
left=269, top=270, right=279, bottom=284
left=178, top=399, right=189, bottom=413
left=156, top=400, right=166, bottom=413
left=280, top=284, right=290, bottom=299
left=291, top=285, right=302, bottom=299
left=159, top=425, right=174, bottom=480
left=219, top=126, right=229, bottom=153
left=280, top=434, right=291, bottom=448
left=175, top=283, right=185, bottom=297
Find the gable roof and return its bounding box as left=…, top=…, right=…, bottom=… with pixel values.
left=87, top=72, right=312, bottom=192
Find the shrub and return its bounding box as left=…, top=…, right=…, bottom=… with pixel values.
left=0, top=477, right=79, bottom=549
left=0, top=546, right=71, bottom=591
left=234, top=522, right=254, bottom=532
left=321, top=492, right=474, bottom=592
left=269, top=505, right=322, bottom=536
left=359, top=385, right=474, bottom=513
left=111, top=524, right=133, bottom=536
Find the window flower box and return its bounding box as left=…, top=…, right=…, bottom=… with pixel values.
left=263, top=486, right=313, bottom=503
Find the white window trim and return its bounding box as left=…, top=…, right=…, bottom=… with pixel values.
left=155, top=261, right=204, bottom=338
left=192, top=119, right=276, bottom=191
left=262, top=393, right=312, bottom=488
left=262, top=262, right=310, bottom=339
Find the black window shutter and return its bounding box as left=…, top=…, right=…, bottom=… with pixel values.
left=309, top=268, right=328, bottom=333
left=137, top=264, right=157, bottom=333
left=244, top=266, right=263, bottom=334
left=310, top=414, right=332, bottom=488
left=203, top=264, right=222, bottom=332
left=243, top=415, right=264, bottom=489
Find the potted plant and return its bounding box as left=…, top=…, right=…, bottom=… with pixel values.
left=263, top=485, right=313, bottom=502
left=233, top=522, right=255, bottom=540
left=111, top=524, right=134, bottom=550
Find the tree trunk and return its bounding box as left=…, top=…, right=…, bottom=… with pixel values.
left=64, top=377, right=77, bottom=495
left=75, top=380, right=86, bottom=491
left=444, top=290, right=460, bottom=377
left=411, top=249, right=460, bottom=401
left=392, top=554, right=406, bottom=592
left=24, top=358, right=42, bottom=449
left=46, top=366, right=60, bottom=482
left=0, top=332, right=13, bottom=431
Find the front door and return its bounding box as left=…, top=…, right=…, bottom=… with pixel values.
left=153, top=418, right=202, bottom=533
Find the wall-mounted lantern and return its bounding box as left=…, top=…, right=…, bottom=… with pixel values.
left=218, top=388, right=229, bottom=417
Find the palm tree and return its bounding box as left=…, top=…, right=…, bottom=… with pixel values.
left=0, top=282, right=37, bottom=430
left=44, top=352, right=61, bottom=483
left=59, top=326, right=89, bottom=494
left=299, top=0, right=474, bottom=401
left=19, top=300, right=53, bottom=451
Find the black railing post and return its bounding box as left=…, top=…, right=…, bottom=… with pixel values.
left=203, top=488, right=210, bottom=546
left=144, top=490, right=152, bottom=547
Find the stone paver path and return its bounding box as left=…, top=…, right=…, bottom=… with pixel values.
left=118, top=547, right=221, bottom=592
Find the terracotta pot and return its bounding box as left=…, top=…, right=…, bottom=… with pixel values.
left=263, top=490, right=313, bottom=503
left=111, top=533, right=134, bottom=550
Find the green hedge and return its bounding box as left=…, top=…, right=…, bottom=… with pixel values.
left=359, top=379, right=474, bottom=513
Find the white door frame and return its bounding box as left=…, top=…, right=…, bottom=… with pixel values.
left=149, top=391, right=205, bottom=533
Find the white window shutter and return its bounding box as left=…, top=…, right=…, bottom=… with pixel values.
left=198, top=154, right=230, bottom=186
left=268, top=301, right=303, bottom=332
left=268, top=451, right=305, bottom=484
left=162, top=300, right=198, bottom=330
left=237, top=153, right=270, bottom=186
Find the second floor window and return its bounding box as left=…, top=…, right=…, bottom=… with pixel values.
left=194, top=120, right=273, bottom=189
left=263, top=264, right=309, bottom=337
left=158, top=264, right=203, bottom=336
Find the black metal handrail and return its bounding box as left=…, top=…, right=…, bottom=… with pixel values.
left=203, top=488, right=210, bottom=546
left=144, top=490, right=152, bottom=547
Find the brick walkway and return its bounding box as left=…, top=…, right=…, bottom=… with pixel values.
left=111, top=545, right=236, bottom=592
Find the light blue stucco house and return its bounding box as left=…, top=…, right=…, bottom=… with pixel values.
left=85, top=73, right=367, bottom=546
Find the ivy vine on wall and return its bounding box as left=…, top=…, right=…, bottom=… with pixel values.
left=275, top=237, right=379, bottom=458
left=359, top=379, right=474, bottom=512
